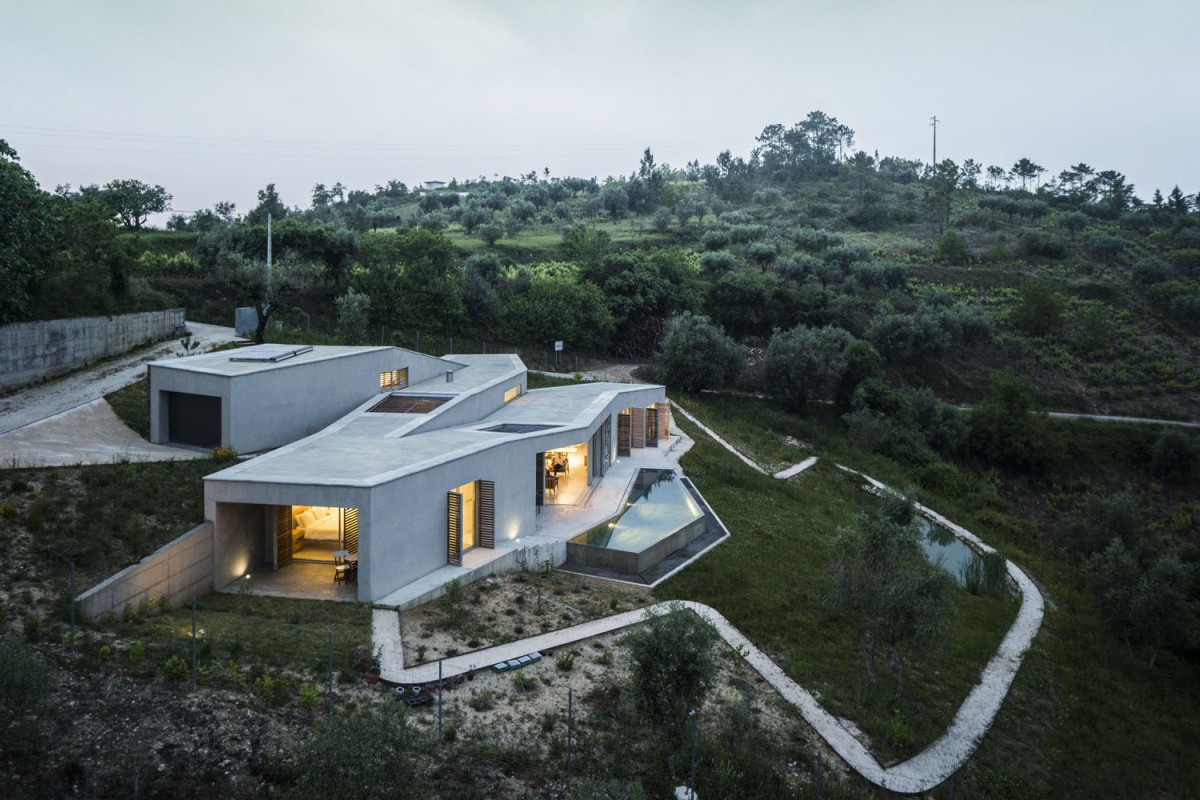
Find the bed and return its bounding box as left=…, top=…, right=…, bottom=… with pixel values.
left=292, top=507, right=341, bottom=550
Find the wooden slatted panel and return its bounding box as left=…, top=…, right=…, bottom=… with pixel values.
left=535, top=452, right=545, bottom=508
left=447, top=492, right=463, bottom=566
left=275, top=506, right=293, bottom=569
left=631, top=406, right=645, bottom=449
left=343, top=507, right=358, bottom=554
left=657, top=402, right=670, bottom=438
left=478, top=480, right=495, bottom=548
left=617, top=413, right=632, bottom=456
left=645, top=407, right=658, bottom=447
left=397, top=367, right=408, bottom=388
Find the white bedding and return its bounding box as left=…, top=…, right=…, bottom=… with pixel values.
left=295, top=508, right=341, bottom=541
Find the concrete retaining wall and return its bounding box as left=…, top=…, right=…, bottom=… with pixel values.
left=76, top=521, right=214, bottom=621
left=0, top=309, right=186, bottom=393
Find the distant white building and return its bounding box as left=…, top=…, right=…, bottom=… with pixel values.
left=423, top=180, right=447, bottom=190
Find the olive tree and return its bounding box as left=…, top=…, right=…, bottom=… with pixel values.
left=657, top=312, right=743, bottom=393
left=622, top=604, right=720, bottom=744
left=829, top=504, right=955, bottom=702
left=763, top=324, right=855, bottom=410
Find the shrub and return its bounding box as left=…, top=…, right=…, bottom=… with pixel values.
left=657, top=312, right=743, bottom=393
left=468, top=690, right=496, bottom=711
left=284, top=705, right=432, bottom=800
left=555, top=652, right=576, bottom=671
left=298, top=684, right=320, bottom=711
left=163, top=655, right=189, bottom=684
left=0, top=638, right=50, bottom=750
left=935, top=229, right=970, bottom=263
left=622, top=604, right=719, bottom=744
left=1018, top=230, right=1067, bottom=259
left=699, top=249, right=738, bottom=276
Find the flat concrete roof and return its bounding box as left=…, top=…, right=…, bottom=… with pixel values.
left=205, top=354, right=662, bottom=488
left=149, top=344, right=451, bottom=377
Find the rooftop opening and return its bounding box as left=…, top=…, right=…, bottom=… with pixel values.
left=369, top=394, right=453, bottom=414
left=229, top=344, right=314, bottom=363
left=481, top=423, right=559, bottom=434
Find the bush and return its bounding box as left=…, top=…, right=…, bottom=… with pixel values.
left=163, top=655, right=189, bottom=684
left=622, top=604, right=719, bottom=744
left=699, top=250, right=738, bottom=276
left=1018, top=230, right=1068, bottom=259
left=1149, top=429, right=1198, bottom=481
left=935, top=229, right=970, bottom=263
left=284, top=705, right=432, bottom=800
left=0, top=637, right=51, bottom=747
left=657, top=312, right=743, bottom=393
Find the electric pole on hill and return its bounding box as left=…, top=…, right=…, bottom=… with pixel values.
left=930, top=116, right=939, bottom=165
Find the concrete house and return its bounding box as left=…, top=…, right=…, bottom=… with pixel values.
left=150, top=345, right=671, bottom=605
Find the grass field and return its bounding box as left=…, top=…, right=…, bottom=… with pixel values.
left=661, top=392, right=1200, bottom=799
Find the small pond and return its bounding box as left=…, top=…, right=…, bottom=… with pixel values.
left=916, top=517, right=979, bottom=587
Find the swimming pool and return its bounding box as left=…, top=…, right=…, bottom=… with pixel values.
left=568, top=469, right=707, bottom=574
left=916, top=516, right=978, bottom=587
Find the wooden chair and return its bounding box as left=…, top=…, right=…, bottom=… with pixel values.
left=333, top=551, right=349, bottom=584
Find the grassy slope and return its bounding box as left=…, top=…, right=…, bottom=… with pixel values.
left=660, top=392, right=1200, bottom=799
left=655, top=404, right=1018, bottom=764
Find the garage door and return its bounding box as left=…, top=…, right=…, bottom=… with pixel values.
left=167, top=392, right=221, bottom=448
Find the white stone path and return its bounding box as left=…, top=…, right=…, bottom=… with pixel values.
left=375, top=400, right=1045, bottom=793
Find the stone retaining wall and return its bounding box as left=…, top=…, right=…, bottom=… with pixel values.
left=0, top=309, right=186, bottom=393
left=76, top=522, right=214, bottom=621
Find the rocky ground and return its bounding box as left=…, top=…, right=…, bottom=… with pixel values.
left=0, top=568, right=842, bottom=799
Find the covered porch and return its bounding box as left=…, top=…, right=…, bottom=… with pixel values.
left=220, top=561, right=360, bottom=602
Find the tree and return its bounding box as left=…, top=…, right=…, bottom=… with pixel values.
left=99, top=178, right=171, bottom=229
left=763, top=324, right=856, bottom=410
left=335, top=288, right=371, bottom=344
left=0, top=141, right=49, bottom=323
left=1010, top=158, right=1045, bottom=191
left=829, top=504, right=955, bottom=702
left=968, top=367, right=1060, bottom=471
left=284, top=704, right=431, bottom=800
left=218, top=249, right=316, bottom=344
left=245, top=183, right=289, bottom=225
left=1009, top=279, right=1066, bottom=337
left=658, top=312, right=743, bottom=393
left=622, top=604, right=720, bottom=744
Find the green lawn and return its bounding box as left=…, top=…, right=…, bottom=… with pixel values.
left=659, top=392, right=1200, bottom=799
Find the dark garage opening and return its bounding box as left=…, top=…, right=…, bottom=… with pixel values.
left=167, top=391, right=221, bottom=448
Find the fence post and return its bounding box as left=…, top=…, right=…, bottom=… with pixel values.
left=191, top=597, right=197, bottom=689
left=437, top=659, right=444, bottom=744
left=327, top=631, right=334, bottom=716
left=68, top=561, right=75, bottom=654
left=566, top=687, right=574, bottom=791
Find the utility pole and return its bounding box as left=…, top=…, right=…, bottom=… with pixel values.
left=266, top=212, right=273, bottom=299
left=926, top=115, right=936, bottom=165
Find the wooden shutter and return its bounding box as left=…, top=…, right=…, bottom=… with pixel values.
left=645, top=407, right=658, bottom=447
left=617, top=412, right=631, bottom=456
left=447, top=492, right=463, bottom=566
left=535, top=452, right=545, bottom=509
left=397, top=367, right=408, bottom=388
left=657, top=402, right=670, bottom=438
left=631, top=407, right=645, bottom=449
left=478, top=480, right=495, bottom=549
left=275, top=506, right=293, bottom=569
left=343, top=507, right=359, bottom=554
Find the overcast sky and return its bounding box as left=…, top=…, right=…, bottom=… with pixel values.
left=3, top=1, right=1197, bottom=219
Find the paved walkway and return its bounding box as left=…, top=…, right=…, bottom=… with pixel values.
left=377, top=399, right=1046, bottom=793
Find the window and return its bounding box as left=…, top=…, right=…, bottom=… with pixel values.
left=379, top=368, right=409, bottom=391
left=503, top=385, right=521, bottom=404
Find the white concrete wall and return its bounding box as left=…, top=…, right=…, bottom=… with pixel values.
left=152, top=347, right=450, bottom=452
left=0, top=310, right=185, bottom=393
left=75, top=521, right=213, bottom=621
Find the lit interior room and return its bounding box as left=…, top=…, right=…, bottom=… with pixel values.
left=543, top=444, right=589, bottom=505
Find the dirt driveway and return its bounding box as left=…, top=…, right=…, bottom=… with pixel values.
left=0, top=321, right=237, bottom=466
